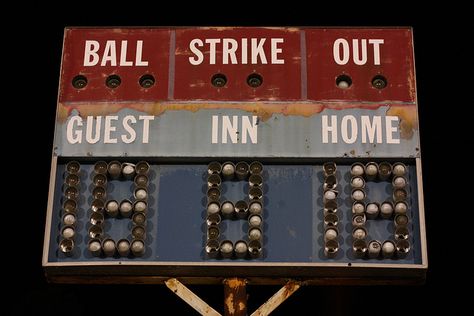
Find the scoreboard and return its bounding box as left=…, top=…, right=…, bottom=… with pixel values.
left=43, top=27, right=427, bottom=284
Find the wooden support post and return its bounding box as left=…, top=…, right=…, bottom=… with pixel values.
left=165, top=278, right=221, bottom=316
left=223, top=278, right=247, bottom=316
left=250, top=280, right=301, bottom=316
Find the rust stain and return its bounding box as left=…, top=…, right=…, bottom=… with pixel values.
left=225, top=293, right=235, bottom=314
left=282, top=282, right=298, bottom=299
left=387, top=105, right=418, bottom=139
left=407, top=56, right=416, bottom=102
left=57, top=101, right=394, bottom=123
left=226, top=278, right=246, bottom=288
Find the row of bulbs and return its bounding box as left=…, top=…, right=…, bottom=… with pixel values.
left=349, top=162, right=411, bottom=259
left=205, top=161, right=264, bottom=259
left=87, top=161, right=151, bottom=257
left=322, top=162, right=411, bottom=259
left=58, top=161, right=82, bottom=256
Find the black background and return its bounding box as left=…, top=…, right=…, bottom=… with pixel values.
left=5, top=4, right=471, bottom=315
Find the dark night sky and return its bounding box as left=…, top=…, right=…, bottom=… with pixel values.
left=5, top=4, right=469, bottom=315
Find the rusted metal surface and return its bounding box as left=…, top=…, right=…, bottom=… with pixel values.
left=165, top=278, right=221, bottom=316
left=250, top=280, right=301, bottom=316
left=224, top=278, right=247, bottom=316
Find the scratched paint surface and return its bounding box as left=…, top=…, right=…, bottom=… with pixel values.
left=56, top=104, right=419, bottom=158
left=55, top=27, right=420, bottom=159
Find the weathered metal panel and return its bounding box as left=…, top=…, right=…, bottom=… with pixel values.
left=44, top=27, right=427, bottom=284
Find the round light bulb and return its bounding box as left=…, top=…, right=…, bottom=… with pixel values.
left=103, top=240, right=115, bottom=253
left=393, top=164, right=406, bottom=176
left=131, top=240, right=144, bottom=254
left=351, top=177, right=364, bottom=188
left=221, top=202, right=234, bottom=216
left=207, top=202, right=220, bottom=214
left=249, top=215, right=262, bottom=227
left=393, top=177, right=406, bottom=188
left=382, top=241, right=395, bottom=254
left=220, top=242, right=233, bottom=254
left=324, top=190, right=336, bottom=200
left=89, top=241, right=101, bottom=252
left=325, top=228, right=338, bottom=240
left=352, top=189, right=365, bottom=201
left=63, top=214, right=76, bottom=226
left=351, top=165, right=364, bottom=176
left=395, top=202, right=407, bottom=214
left=353, top=228, right=366, bottom=239
left=366, top=203, right=379, bottom=216
left=62, top=227, right=74, bottom=239
left=135, top=189, right=147, bottom=200
left=222, top=164, right=235, bottom=177
left=352, top=203, right=365, bottom=214
left=249, top=228, right=262, bottom=240
left=107, top=201, right=119, bottom=212
left=366, top=164, right=378, bottom=176
left=249, top=202, right=262, bottom=214
left=134, top=201, right=146, bottom=212
left=235, top=242, right=247, bottom=254
left=381, top=203, right=393, bottom=216
left=123, top=165, right=135, bottom=175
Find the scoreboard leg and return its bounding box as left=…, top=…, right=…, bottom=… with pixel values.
left=224, top=278, right=247, bottom=316
left=165, top=278, right=221, bottom=316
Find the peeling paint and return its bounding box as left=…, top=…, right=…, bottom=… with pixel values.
left=58, top=101, right=407, bottom=123
left=387, top=105, right=418, bottom=139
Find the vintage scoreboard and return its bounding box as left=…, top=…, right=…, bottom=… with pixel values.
left=43, top=27, right=427, bottom=284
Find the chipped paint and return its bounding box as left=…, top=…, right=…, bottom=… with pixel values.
left=387, top=105, right=418, bottom=139
left=58, top=101, right=413, bottom=123
left=251, top=281, right=301, bottom=316
left=224, top=278, right=247, bottom=316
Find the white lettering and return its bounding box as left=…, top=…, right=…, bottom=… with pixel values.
left=333, top=38, right=384, bottom=66
left=241, top=38, right=248, bottom=64
left=369, top=39, right=384, bottom=65
left=223, top=38, right=238, bottom=64
left=85, top=116, right=101, bottom=144
left=101, top=41, right=117, bottom=66
left=222, top=115, right=238, bottom=144
left=341, top=115, right=358, bottom=144
left=84, top=40, right=100, bottom=66
left=212, top=115, right=258, bottom=144
left=251, top=38, right=267, bottom=64
left=135, top=40, right=148, bottom=66
left=104, top=116, right=118, bottom=143
left=119, top=40, right=133, bottom=66
left=188, top=38, right=285, bottom=65
left=66, top=115, right=154, bottom=144
left=386, top=116, right=400, bottom=144
left=322, top=115, right=338, bottom=144
left=352, top=39, right=367, bottom=65
left=333, top=39, right=350, bottom=65
left=271, top=38, right=284, bottom=64
left=189, top=39, right=204, bottom=65
left=361, top=116, right=382, bottom=143
left=242, top=116, right=258, bottom=144
left=67, top=116, right=83, bottom=144
left=139, top=116, right=154, bottom=144
left=206, top=38, right=221, bottom=65
left=121, top=115, right=137, bottom=143
left=211, top=115, right=219, bottom=144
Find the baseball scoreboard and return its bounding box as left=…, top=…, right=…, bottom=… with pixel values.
left=43, top=27, right=427, bottom=284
